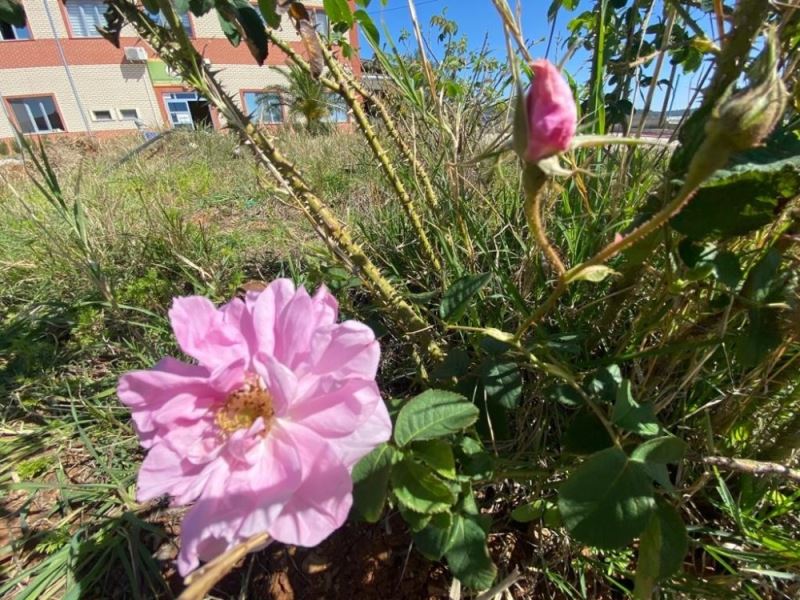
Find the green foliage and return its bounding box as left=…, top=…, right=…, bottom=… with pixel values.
left=671, top=156, right=800, bottom=239
left=633, top=501, right=689, bottom=598
left=0, top=0, right=24, bottom=26
left=5, top=0, right=800, bottom=596
left=439, top=272, right=492, bottom=322
left=559, top=447, right=656, bottom=549
left=394, top=389, right=479, bottom=446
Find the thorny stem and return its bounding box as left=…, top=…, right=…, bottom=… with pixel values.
left=523, top=166, right=566, bottom=277
left=702, top=456, right=800, bottom=484
left=119, top=0, right=443, bottom=365
left=264, top=30, right=440, bottom=210
left=319, top=43, right=443, bottom=275
left=515, top=131, right=733, bottom=341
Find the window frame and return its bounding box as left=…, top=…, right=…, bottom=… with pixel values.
left=0, top=15, right=32, bottom=41
left=323, top=92, right=349, bottom=124
left=90, top=109, right=115, bottom=122
left=311, top=8, right=329, bottom=37
left=5, top=95, right=66, bottom=134
left=61, top=0, right=108, bottom=38
left=146, top=7, right=195, bottom=38
left=118, top=108, right=141, bottom=120
left=241, top=89, right=286, bottom=125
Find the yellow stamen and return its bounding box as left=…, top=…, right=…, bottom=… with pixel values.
left=215, top=375, right=275, bottom=435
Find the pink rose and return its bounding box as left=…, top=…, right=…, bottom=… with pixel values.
left=118, top=280, right=391, bottom=575
left=524, top=59, right=578, bottom=163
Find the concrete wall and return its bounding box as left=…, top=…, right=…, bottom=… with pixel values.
left=0, top=63, right=162, bottom=138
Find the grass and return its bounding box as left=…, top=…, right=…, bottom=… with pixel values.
left=0, top=130, right=385, bottom=598
left=1, top=7, right=799, bottom=595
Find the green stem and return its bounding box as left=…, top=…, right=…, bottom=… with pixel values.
left=114, top=0, right=443, bottom=364
left=515, top=132, right=732, bottom=340
left=523, top=166, right=566, bottom=276
left=319, top=43, right=443, bottom=275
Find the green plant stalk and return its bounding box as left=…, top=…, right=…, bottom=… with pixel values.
left=319, top=43, right=443, bottom=275
left=590, top=0, right=608, bottom=135
left=515, top=131, right=734, bottom=340
left=120, top=0, right=443, bottom=363
left=523, top=166, right=566, bottom=276
left=264, top=31, right=441, bottom=210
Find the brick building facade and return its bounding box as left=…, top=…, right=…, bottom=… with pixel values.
left=0, top=0, right=359, bottom=141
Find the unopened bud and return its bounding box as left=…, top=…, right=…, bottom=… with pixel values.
left=706, top=32, right=788, bottom=152
left=514, top=59, right=577, bottom=164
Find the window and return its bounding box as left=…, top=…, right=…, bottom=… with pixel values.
left=324, top=93, right=348, bottom=123
left=91, top=109, right=113, bottom=121
left=312, top=9, right=329, bottom=36
left=1, top=17, right=31, bottom=40
left=119, top=108, right=140, bottom=120
left=243, top=91, right=284, bottom=124
left=8, top=96, right=65, bottom=133
left=147, top=8, right=193, bottom=36
left=65, top=0, right=107, bottom=37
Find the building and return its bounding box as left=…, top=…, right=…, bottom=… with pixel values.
left=0, top=0, right=360, bottom=142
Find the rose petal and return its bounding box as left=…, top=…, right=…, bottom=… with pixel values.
left=267, top=422, right=353, bottom=546
left=305, top=321, right=380, bottom=380
left=169, top=296, right=248, bottom=369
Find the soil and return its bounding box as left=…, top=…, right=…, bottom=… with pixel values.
left=175, top=514, right=534, bottom=600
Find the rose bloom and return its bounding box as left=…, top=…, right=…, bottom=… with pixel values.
left=524, top=59, right=578, bottom=163
left=118, top=279, right=391, bottom=575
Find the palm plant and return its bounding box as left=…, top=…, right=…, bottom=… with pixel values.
left=282, top=62, right=330, bottom=133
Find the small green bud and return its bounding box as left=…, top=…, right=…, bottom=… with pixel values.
left=706, top=31, right=788, bottom=152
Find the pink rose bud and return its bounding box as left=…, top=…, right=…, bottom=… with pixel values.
left=523, top=60, right=578, bottom=163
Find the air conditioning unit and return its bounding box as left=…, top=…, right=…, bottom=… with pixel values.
left=123, top=47, right=148, bottom=62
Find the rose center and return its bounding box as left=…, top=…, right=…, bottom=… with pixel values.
left=215, top=375, right=275, bottom=434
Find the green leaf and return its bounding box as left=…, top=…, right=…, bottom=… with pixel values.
left=445, top=514, right=497, bottom=590
left=713, top=251, right=742, bottom=288
left=430, top=347, right=470, bottom=382
left=741, top=248, right=782, bottom=304
left=217, top=13, right=241, bottom=46
left=678, top=239, right=717, bottom=280
left=631, top=436, right=687, bottom=465
left=632, top=436, right=686, bottom=491
left=736, top=308, right=782, bottom=367
left=512, top=80, right=529, bottom=159
left=399, top=505, right=431, bottom=533
left=413, top=513, right=453, bottom=560
left=633, top=501, right=688, bottom=598
left=569, top=265, right=619, bottom=283
left=354, top=9, right=379, bottom=44
left=352, top=443, right=397, bottom=522
left=457, top=436, right=494, bottom=480
left=563, top=408, right=614, bottom=455
left=323, top=0, right=353, bottom=26
left=439, top=273, right=492, bottom=322
left=559, top=447, right=656, bottom=549
left=480, top=359, right=522, bottom=409
left=586, top=364, right=622, bottom=403
left=394, top=390, right=479, bottom=446
left=0, top=0, right=26, bottom=27
left=671, top=157, right=800, bottom=240
left=511, top=499, right=548, bottom=523
left=611, top=380, right=660, bottom=436
left=257, top=0, right=281, bottom=28
left=235, top=4, right=269, bottom=65
left=412, top=439, right=456, bottom=479
left=391, top=458, right=456, bottom=514
left=548, top=383, right=583, bottom=407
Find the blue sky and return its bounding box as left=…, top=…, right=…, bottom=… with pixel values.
left=361, top=0, right=709, bottom=110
